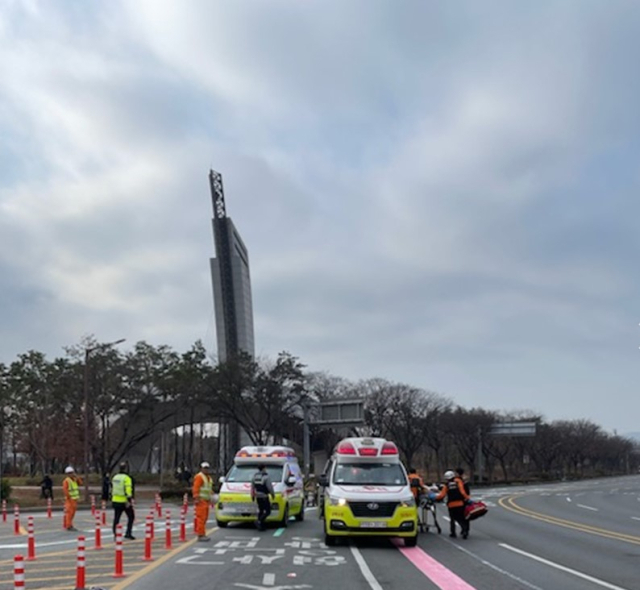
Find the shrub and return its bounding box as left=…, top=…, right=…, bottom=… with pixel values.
left=0, top=478, right=11, bottom=501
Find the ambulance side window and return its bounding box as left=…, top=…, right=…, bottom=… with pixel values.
left=289, top=462, right=302, bottom=482
left=321, top=460, right=334, bottom=485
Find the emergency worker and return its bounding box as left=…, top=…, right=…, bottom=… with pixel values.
left=433, top=469, right=471, bottom=538
left=63, top=466, right=82, bottom=531
left=111, top=462, right=135, bottom=540
left=407, top=468, right=427, bottom=501
left=251, top=464, right=275, bottom=531
left=192, top=462, right=213, bottom=541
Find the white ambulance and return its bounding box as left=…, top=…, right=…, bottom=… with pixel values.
left=319, top=437, right=418, bottom=546
left=215, top=446, right=305, bottom=528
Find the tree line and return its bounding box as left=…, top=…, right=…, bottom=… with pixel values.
left=0, top=339, right=637, bottom=483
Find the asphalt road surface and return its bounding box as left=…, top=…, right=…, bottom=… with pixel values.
left=1, top=475, right=639, bottom=590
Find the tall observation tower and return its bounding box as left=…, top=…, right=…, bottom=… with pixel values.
left=209, top=169, right=255, bottom=468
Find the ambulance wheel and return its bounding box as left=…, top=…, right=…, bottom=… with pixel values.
left=279, top=505, right=289, bottom=527
left=295, top=504, right=305, bottom=522
left=405, top=535, right=418, bottom=547
left=217, top=520, right=228, bottom=528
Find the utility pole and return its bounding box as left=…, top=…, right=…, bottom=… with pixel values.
left=476, top=425, right=484, bottom=484
left=303, top=401, right=311, bottom=479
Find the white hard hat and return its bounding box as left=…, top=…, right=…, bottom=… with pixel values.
left=444, top=470, right=455, bottom=480
left=200, top=462, right=210, bottom=468
left=65, top=466, right=75, bottom=474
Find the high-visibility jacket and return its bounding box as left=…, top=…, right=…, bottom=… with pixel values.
left=111, top=473, right=133, bottom=502
left=435, top=476, right=470, bottom=508
left=63, top=477, right=80, bottom=501
left=193, top=472, right=213, bottom=501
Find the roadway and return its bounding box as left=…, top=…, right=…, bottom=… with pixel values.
left=1, top=475, right=639, bottom=590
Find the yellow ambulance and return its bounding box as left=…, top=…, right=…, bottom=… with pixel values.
left=215, top=445, right=305, bottom=528
left=319, top=437, right=418, bottom=546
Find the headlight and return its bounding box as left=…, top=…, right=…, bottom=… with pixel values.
left=328, top=496, right=347, bottom=506
left=400, top=497, right=416, bottom=507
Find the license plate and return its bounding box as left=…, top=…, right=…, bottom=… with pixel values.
left=228, top=504, right=256, bottom=513
left=360, top=521, right=387, bottom=529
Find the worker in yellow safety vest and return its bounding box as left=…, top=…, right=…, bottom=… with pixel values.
left=111, top=462, right=136, bottom=540
left=192, top=462, right=213, bottom=541
left=63, top=466, right=82, bottom=531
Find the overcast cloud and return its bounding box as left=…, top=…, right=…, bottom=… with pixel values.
left=1, top=1, right=639, bottom=434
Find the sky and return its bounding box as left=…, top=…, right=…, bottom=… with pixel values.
left=1, top=1, right=639, bottom=435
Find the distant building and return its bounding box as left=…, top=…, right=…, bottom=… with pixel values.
left=209, top=170, right=255, bottom=362
left=208, top=170, right=255, bottom=470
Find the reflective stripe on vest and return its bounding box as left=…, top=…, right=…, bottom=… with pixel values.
left=197, top=474, right=212, bottom=500
left=66, top=478, right=79, bottom=500
left=111, top=474, right=131, bottom=502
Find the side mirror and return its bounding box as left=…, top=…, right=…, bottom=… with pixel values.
left=319, top=474, right=328, bottom=487
left=219, top=476, right=226, bottom=484
left=286, top=476, right=296, bottom=486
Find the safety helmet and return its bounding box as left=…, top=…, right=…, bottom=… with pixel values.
left=200, top=462, right=210, bottom=469
left=65, top=466, right=75, bottom=474
left=444, top=470, right=455, bottom=480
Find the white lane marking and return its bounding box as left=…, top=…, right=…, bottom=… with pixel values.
left=263, top=573, right=275, bottom=586
left=0, top=538, right=77, bottom=549
left=631, top=517, right=640, bottom=521
left=500, top=543, right=632, bottom=590
left=350, top=546, right=384, bottom=590
left=566, top=497, right=572, bottom=502
left=577, top=504, right=598, bottom=512
left=450, top=541, right=543, bottom=590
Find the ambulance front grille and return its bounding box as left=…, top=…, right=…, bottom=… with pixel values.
left=348, top=501, right=399, bottom=518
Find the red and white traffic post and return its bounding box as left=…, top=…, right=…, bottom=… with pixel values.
left=143, top=517, right=153, bottom=561
left=47, top=497, right=52, bottom=519
left=94, top=514, right=102, bottom=550
left=179, top=509, right=186, bottom=542
left=165, top=510, right=172, bottom=549
left=27, top=516, right=35, bottom=561
left=113, top=524, right=125, bottom=578
left=76, top=535, right=86, bottom=590
left=13, top=555, right=25, bottom=590
left=13, top=505, right=20, bottom=535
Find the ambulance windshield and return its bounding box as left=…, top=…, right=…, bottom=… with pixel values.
left=333, top=462, right=406, bottom=486
left=226, top=464, right=283, bottom=483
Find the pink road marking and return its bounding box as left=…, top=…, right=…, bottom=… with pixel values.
left=394, top=541, right=477, bottom=590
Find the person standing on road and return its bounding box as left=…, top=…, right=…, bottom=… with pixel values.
left=456, top=467, right=470, bottom=495
left=63, top=466, right=82, bottom=531
left=433, top=469, right=471, bottom=539
left=111, top=462, right=136, bottom=540
left=40, top=474, right=53, bottom=500
left=407, top=468, right=427, bottom=502
left=192, top=461, right=213, bottom=542
left=251, top=464, right=275, bottom=531
left=101, top=473, right=111, bottom=503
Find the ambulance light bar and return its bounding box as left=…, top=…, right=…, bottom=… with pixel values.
left=358, top=447, right=378, bottom=456
left=336, top=442, right=357, bottom=455
left=380, top=442, right=399, bottom=455
left=235, top=447, right=296, bottom=459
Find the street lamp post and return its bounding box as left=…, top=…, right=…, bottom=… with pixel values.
left=83, top=338, right=125, bottom=502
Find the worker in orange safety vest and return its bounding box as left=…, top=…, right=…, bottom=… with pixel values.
left=434, top=469, right=471, bottom=538
left=63, top=466, right=82, bottom=531
left=192, top=462, right=213, bottom=542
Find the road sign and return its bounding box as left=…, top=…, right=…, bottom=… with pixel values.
left=490, top=422, right=537, bottom=437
